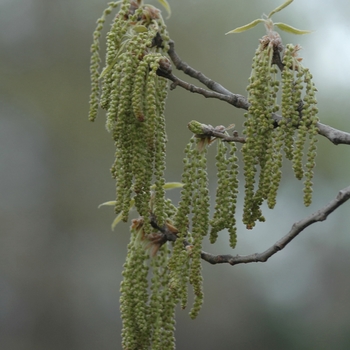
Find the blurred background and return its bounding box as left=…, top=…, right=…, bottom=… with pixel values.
left=1, top=0, right=350, bottom=349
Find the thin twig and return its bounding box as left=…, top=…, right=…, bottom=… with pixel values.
left=271, top=113, right=350, bottom=146
left=150, top=186, right=350, bottom=266
left=157, top=65, right=249, bottom=109
left=168, top=40, right=235, bottom=96
left=199, top=185, right=350, bottom=265
left=188, top=122, right=246, bottom=143
left=317, top=122, right=350, bottom=145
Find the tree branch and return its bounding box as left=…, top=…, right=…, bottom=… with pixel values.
left=271, top=113, right=350, bottom=146
left=168, top=40, right=235, bottom=97
left=150, top=185, right=350, bottom=266
left=162, top=40, right=350, bottom=146
left=157, top=64, right=249, bottom=109
left=187, top=121, right=246, bottom=143
left=157, top=41, right=350, bottom=266
left=317, top=122, right=350, bottom=145
left=199, top=185, right=350, bottom=266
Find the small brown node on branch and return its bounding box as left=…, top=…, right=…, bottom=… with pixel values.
left=151, top=31, right=164, bottom=48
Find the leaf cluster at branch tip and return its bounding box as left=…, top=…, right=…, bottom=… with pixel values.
left=226, top=0, right=311, bottom=36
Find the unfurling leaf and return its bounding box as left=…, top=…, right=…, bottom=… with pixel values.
left=99, top=58, right=118, bottom=79
left=157, top=0, right=171, bottom=18
left=133, top=25, right=148, bottom=33
left=150, top=181, right=183, bottom=190
left=111, top=212, right=125, bottom=230
left=112, top=199, right=135, bottom=230
left=274, top=22, right=312, bottom=35
left=225, top=19, right=265, bottom=34
left=267, top=0, right=293, bottom=19
left=159, top=182, right=183, bottom=190
left=98, top=201, right=117, bottom=208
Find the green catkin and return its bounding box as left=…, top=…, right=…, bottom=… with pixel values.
left=210, top=140, right=239, bottom=248
left=266, top=135, right=283, bottom=208
left=173, top=139, right=196, bottom=234
left=149, top=246, right=169, bottom=350
left=120, top=124, right=135, bottom=221
left=280, top=44, right=298, bottom=160
left=132, top=129, right=153, bottom=232
left=189, top=140, right=209, bottom=318
left=89, top=1, right=121, bottom=122
left=167, top=230, right=187, bottom=300
left=227, top=143, right=239, bottom=247
left=120, top=227, right=150, bottom=349
left=154, top=72, right=169, bottom=227
left=146, top=58, right=168, bottom=227
left=166, top=141, right=195, bottom=313
left=291, top=68, right=318, bottom=191
left=210, top=141, right=229, bottom=243
left=131, top=60, right=148, bottom=121
left=105, top=65, right=122, bottom=131
left=100, top=6, right=130, bottom=111
left=243, top=41, right=276, bottom=228
left=301, top=69, right=318, bottom=206
left=164, top=199, right=177, bottom=218
left=159, top=247, right=177, bottom=350
left=179, top=249, right=190, bottom=309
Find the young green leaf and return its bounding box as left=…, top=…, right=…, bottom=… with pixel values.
left=112, top=199, right=135, bottom=230
left=98, top=201, right=117, bottom=208
left=133, top=25, right=148, bottom=33
left=99, top=38, right=129, bottom=79
left=111, top=212, right=125, bottom=230
left=274, top=22, right=312, bottom=35
left=226, top=18, right=265, bottom=34
left=99, top=58, right=118, bottom=79
left=267, top=0, right=293, bottom=19
left=157, top=0, right=171, bottom=18
left=160, top=182, right=183, bottom=190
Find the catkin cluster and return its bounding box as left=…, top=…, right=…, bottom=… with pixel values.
left=242, top=35, right=319, bottom=229
left=89, top=3, right=176, bottom=348
left=166, top=122, right=240, bottom=319
left=282, top=44, right=318, bottom=205
left=171, top=135, right=210, bottom=319
left=120, top=217, right=178, bottom=350
left=90, top=2, right=320, bottom=349
left=89, top=0, right=170, bottom=231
